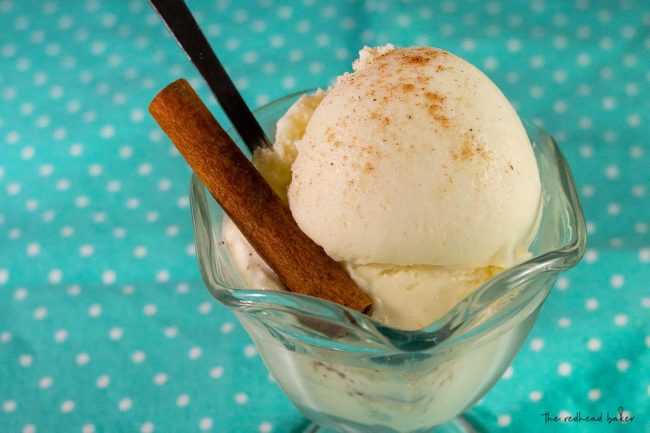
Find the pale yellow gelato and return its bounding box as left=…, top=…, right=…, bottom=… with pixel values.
left=223, top=45, right=541, bottom=330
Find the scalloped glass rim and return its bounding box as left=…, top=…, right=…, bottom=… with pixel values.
left=189, top=90, right=586, bottom=353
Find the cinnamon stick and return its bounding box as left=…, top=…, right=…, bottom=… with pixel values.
left=149, top=79, right=372, bottom=313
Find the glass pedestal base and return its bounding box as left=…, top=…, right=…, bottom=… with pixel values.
left=302, top=416, right=482, bottom=433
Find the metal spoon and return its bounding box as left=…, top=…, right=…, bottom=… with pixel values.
left=148, top=0, right=271, bottom=153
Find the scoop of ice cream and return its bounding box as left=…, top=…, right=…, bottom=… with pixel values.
left=225, top=45, right=542, bottom=329
left=287, top=45, right=541, bottom=268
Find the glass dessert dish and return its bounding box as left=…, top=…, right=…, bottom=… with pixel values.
left=189, top=92, right=586, bottom=433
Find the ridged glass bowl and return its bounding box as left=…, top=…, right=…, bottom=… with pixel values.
left=189, top=91, right=586, bottom=433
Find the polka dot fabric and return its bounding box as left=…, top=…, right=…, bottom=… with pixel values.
left=1, top=0, right=648, bottom=432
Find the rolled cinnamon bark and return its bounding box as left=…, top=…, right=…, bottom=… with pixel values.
left=149, top=79, right=372, bottom=313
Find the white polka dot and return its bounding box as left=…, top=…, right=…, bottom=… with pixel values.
left=5, top=130, right=20, bottom=144
left=220, top=322, right=234, bottom=334
left=81, top=424, right=95, bottom=433
left=88, top=304, right=102, bottom=317
left=119, top=146, right=133, bottom=158
left=199, top=417, right=213, bottom=431
left=54, top=329, right=68, bottom=343
left=109, top=327, right=123, bottom=341
left=100, top=125, right=115, bottom=139
left=0, top=269, right=9, bottom=285
left=502, top=366, right=513, bottom=379
left=497, top=414, right=511, bottom=427
left=148, top=129, right=162, bottom=142
left=189, top=346, right=202, bottom=360
left=131, top=351, right=146, bottom=363
left=74, top=196, right=90, bottom=208
left=13, top=287, right=27, bottom=300
left=88, top=163, right=102, bottom=177
left=281, top=76, right=296, bottom=90
left=176, top=282, right=189, bottom=293
left=584, top=249, right=599, bottom=263
left=121, top=285, right=134, bottom=295
left=156, top=269, right=170, bottom=283
left=627, top=114, right=641, bottom=127
left=66, top=100, right=81, bottom=113
left=60, top=400, right=75, bottom=413
left=38, top=375, right=53, bottom=389
left=158, top=179, right=171, bottom=191
left=21, top=146, right=35, bottom=160
left=587, top=338, right=602, bottom=351
left=639, top=248, right=650, bottom=263
left=225, top=36, right=240, bottom=51
left=79, top=244, right=94, bottom=257
left=605, top=164, right=619, bottom=179
left=529, top=391, right=543, bottom=402
left=26, top=242, right=41, bottom=257
left=25, top=199, right=39, bottom=212
left=118, top=398, right=132, bottom=411
left=7, top=182, right=21, bottom=195
left=610, top=274, right=624, bottom=288
left=133, top=246, right=147, bottom=258
left=614, top=314, right=628, bottom=327
left=210, top=366, right=224, bottom=379
left=530, top=338, right=544, bottom=351
left=616, top=359, right=630, bottom=372
left=0, top=331, right=11, bottom=343
left=142, top=304, right=157, bottom=316
left=632, top=185, right=646, bottom=197
left=23, top=424, right=35, bottom=433
left=244, top=344, right=257, bottom=358
left=578, top=117, right=593, bottom=129
left=49, top=85, right=64, bottom=99
left=137, top=163, right=152, bottom=176
left=130, top=109, right=144, bottom=122
left=529, top=85, right=544, bottom=98
left=67, top=285, right=80, bottom=296
left=558, top=362, right=572, bottom=376
left=102, top=270, right=116, bottom=285
left=3, top=400, right=17, bottom=412
left=153, top=373, right=168, bottom=385
left=258, top=422, right=273, bottom=433
left=113, top=228, right=126, bottom=238
left=56, top=180, right=70, bottom=192
left=198, top=302, right=212, bottom=314
left=76, top=352, right=90, bottom=366
left=587, top=388, right=602, bottom=401
left=146, top=211, right=158, bottom=223
left=234, top=392, right=248, bottom=404
left=556, top=277, right=569, bottom=290
left=33, top=307, right=47, bottom=320
left=483, top=56, right=498, bottom=71
left=19, top=354, right=33, bottom=367
left=176, top=394, right=190, bottom=407
left=581, top=185, right=595, bottom=197
left=607, top=203, right=621, bottom=216
left=126, top=197, right=140, bottom=209
left=96, top=375, right=110, bottom=388
left=585, top=298, right=599, bottom=311
left=164, top=326, right=178, bottom=338
left=140, top=422, right=154, bottom=433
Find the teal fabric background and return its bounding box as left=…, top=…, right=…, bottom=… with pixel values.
left=1, top=0, right=649, bottom=432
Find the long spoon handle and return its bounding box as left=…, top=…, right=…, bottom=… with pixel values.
left=149, top=0, right=270, bottom=152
